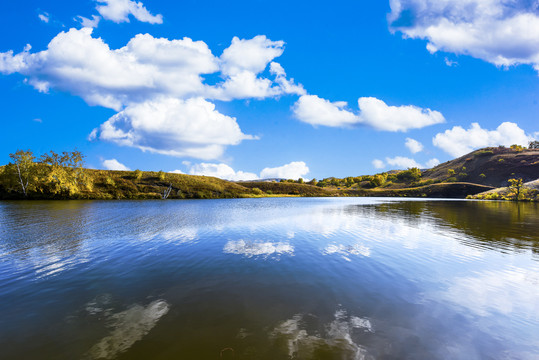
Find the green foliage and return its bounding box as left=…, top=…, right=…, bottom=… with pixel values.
left=508, top=178, right=523, bottom=200
left=396, top=168, right=421, bottom=182
left=297, top=178, right=304, bottom=184
left=39, top=149, right=88, bottom=195
left=370, top=173, right=388, bottom=187
left=498, top=158, right=505, bottom=162
left=479, top=173, right=486, bottom=179
left=133, top=169, right=143, bottom=180
left=308, top=178, right=318, bottom=186
left=476, top=150, right=494, bottom=156
left=251, top=187, right=264, bottom=195
left=510, top=144, right=525, bottom=152
left=8, top=149, right=36, bottom=197
left=158, top=170, right=166, bottom=181
left=447, top=169, right=455, bottom=176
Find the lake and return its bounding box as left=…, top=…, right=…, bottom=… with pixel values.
left=1, top=198, right=538, bottom=359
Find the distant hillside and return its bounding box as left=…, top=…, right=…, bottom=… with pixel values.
left=1, top=146, right=537, bottom=200
left=422, top=147, right=539, bottom=187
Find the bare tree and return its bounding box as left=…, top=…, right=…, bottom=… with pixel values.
left=162, top=183, right=173, bottom=199
left=9, top=150, right=35, bottom=197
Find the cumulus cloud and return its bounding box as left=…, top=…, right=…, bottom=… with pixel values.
left=0, top=28, right=302, bottom=159
left=207, top=36, right=304, bottom=101
left=102, top=159, right=130, bottom=171
left=293, top=95, right=359, bottom=127
left=293, top=95, right=444, bottom=131
left=389, top=0, right=539, bottom=72
left=374, top=156, right=440, bottom=169
left=187, top=163, right=259, bottom=181
left=357, top=97, right=445, bottom=131
left=181, top=160, right=310, bottom=181
left=96, top=0, right=163, bottom=24
left=372, top=159, right=385, bottom=169
left=405, top=137, right=424, bottom=153
left=76, top=15, right=101, bottom=28
left=260, top=161, right=310, bottom=180
left=425, top=158, right=441, bottom=168
left=433, top=122, right=533, bottom=157
left=385, top=156, right=422, bottom=169
left=95, top=97, right=255, bottom=159
left=0, top=29, right=300, bottom=107
left=38, top=13, right=50, bottom=23
left=221, top=36, right=284, bottom=76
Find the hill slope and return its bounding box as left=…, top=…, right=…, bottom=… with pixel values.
left=0, top=146, right=537, bottom=200
left=422, top=147, right=539, bottom=187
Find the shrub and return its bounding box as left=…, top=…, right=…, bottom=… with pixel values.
left=252, top=187, right=264, bottom=195
left=133, top=169, right=143, bottom=181
left=396, top=168, right=421, bottom=182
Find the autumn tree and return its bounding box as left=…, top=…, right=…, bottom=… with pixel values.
left=9, top=150, right=36, bottom=197
left=39, top=149, right=87, bottom=195
left=508, top=178, right=523, bottom=200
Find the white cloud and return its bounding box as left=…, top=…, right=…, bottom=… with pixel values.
left=38, top=13, right=50, bottom=23
left=260, top=161, right=310, bottom=180
left=372, top=156, right=439, bottom=169
left=372, top=159, right=386, bottom=169
left=95, top=97, right=255, bottom=159
left=425, top=158, right=440, bottom=168
left=293, top=95, right=359, bottom=127
left=220, top=35, right=284, bottom=76
left=96, top=0, right=163, bottom=24
left=405, top=137, right=424, bottom=153
left=0, top=28, right=219, bottom=109
left=168, top=169, right=184, bottom=174
left=182, top=160, right=310, bottom=181
left=385, top=156, right=422, bottom=169
left=102, top=159, right=130, bottom=171
left=389, top=0, right=539, bottom=72
left=433, top=122, right=533, bottom=157
left=357, top=97, right=445, bottom=132
left=76, top=15, right=101, bottom=28
left=444, top=57, right=458, bottom=67
left=187, top=163, right=259, bottom=181
left=0, top=29, right=300, bottom=108
left=293, top=95, right=444, bottom=131
left=270, top=62, right=306, bottom=96
left=0, top=29, right=305, bottom=160
left=207, top=37, right=304, bottom=101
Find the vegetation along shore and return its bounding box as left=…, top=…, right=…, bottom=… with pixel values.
left=1, top=144, right=538, bottom=201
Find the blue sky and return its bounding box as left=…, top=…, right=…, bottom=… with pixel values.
left=1, top=0, right=538, bottom=180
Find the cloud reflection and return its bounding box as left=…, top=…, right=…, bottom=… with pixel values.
left=87, top=299, right=169, bottom=359
left=271, top=309, right=373, bottom=359
left=323, top=243, right=371, bottom=261
left=223, top=240, right=294, bottom=259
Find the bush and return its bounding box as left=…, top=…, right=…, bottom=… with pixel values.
left=252, top=187, right=264, bottom=195
left=133, top=169, right=143, bottom=181
left=396, top=168, right=421, bottom=182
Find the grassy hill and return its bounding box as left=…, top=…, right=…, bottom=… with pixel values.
left=422, top=147, right=539, bottom=187
left=1, top=146, right=537, bottom=200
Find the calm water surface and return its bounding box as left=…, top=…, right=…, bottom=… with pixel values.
left=0, top=198, right=538, bottom=359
